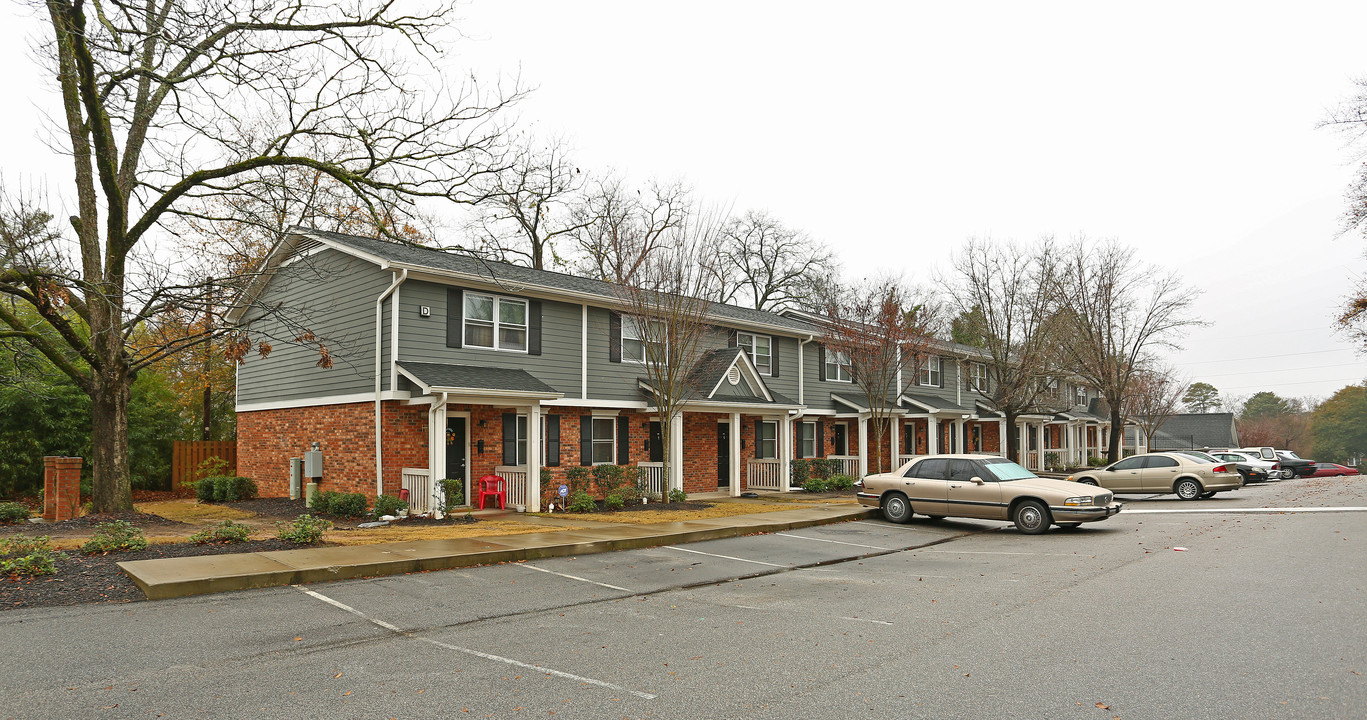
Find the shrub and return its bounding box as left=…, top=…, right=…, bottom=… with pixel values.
left=667, top=488, right=687, bottom=503
left=0, top=502, right=29, bottom=524
left=0, top=536, right=61, bottom=577
left=802, top=477, right=830, bottom=493
left=196, top=475, right=258, bottom=503
left=81, top=520, right=149, bottom=554
left=277, top=514, right=331, bottom=544
left=564, top=466, right=591, bottom=495
left=592, top=464, right=626, bottom=494
left=371, top=494, right=408, bottom=518
left=828, top=474, right=855, bottom=490
left=439, top=478, right=465, bottom=511
left=189, top=520, right=252, bottom=545
left=810, top=458, right=840, bottom=479
left=1044, top=452, right=1062, bottom=472
left=566, top=490, right=597, bottom=513
left=790, top=459, right=810, bottom=487
left=1087, top=456, right=1107, bottom=467
left=314, top=491, right=368, bottom=518
left=604, top=490, right=626, bottom=511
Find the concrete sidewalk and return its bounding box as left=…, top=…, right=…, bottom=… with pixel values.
left=118, top=504, right=878, bottom=601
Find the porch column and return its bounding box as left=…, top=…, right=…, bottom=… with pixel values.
left=1064, top=423, right=1074, bottom=467
left=670, top=411, right=685, bottom=494
left=890, top=417, right=900, bottom=470
left=1018, top=422, right=1028, bottom=468
left=780, top=415, right=792, bottom=492
left=956, top=419, right=966, bottom=453
left=857, top=414, right=869, bottom=478
left=998, top=419, right=1007, bottom=454
left=527, top=404, right=542, bottom=512
left=1036, top=422, right=1046, bottom=471
left=928, top=416, right=939, bottom=455
left=729, top=412, right=742, bottom=498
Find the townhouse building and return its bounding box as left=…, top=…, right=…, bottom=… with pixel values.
left=231, top=228, right=1122, bottom=511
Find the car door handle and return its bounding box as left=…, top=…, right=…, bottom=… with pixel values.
left=950, top=484, right=962, bottom=488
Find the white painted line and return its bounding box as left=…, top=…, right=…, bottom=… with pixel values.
left=417, top=637, right=658, bottom=700
left=296, top=585, right=657, bottom=700
left=1122, top=506, right=1367, bottom=514
left=776, top=532, right=889, bottom=550
left=919, top=550, right=1083, bottom=556
left=838, top=616, right=893, bottom=625
left=663, top=545, right=789, bottom=567
left=516, top=563, right=634, bottom=592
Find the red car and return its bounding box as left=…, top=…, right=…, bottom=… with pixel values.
left=1309, top=463, right=1360, bottom=477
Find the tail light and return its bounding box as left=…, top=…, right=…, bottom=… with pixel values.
left=1272, top=462, right=1280, bottom=470
left=1212, top=464, right=1230, bottom=473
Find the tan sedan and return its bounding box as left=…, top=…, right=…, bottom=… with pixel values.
left=1067, top=452, right=1243, bottom=500
left=855, top=454, right=1122, bottom=534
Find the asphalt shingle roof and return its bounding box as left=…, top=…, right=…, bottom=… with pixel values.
left=398, top=362, right=560, bottom=395
left=1146, top=413, right=1239, bottom=450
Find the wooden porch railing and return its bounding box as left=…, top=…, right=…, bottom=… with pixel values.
left=637, top=462, right=665, bottom=497
left=747, top=459, right=782, bottom=490
left=401, top=468, right=435, bottom=515
left=829, top=455, right=859, bottom=477
left=494, top=466, right=531, bottom=509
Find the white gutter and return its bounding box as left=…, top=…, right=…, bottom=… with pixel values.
left=375, top=269, right=408, bottom=495
left=581, top=303, right=589, bottom=399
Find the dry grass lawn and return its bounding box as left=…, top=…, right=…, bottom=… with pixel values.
left=134, top=500, right=255, bottom=523
left=541, top=500, right=800, bottom=524
left=324, top=520, right=583, bottom=545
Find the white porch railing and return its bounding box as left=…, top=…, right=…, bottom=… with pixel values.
left=494, top=466, right=530, bottom=509
left=898, top=454, right=917, bottom=467
left=747, top=459, right=782, bottom=490
left=1025, top=451, right=1041, bottom=471
left=401, top=468, right=435, bottom=515
left=637, top=462, right=665, bottom=497
left=829, top=455, right=859, bottom=477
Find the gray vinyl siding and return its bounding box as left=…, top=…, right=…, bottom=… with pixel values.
left=759, top=335, right=799, bottom=401
left=396, top=279, right=583, bottom=396
left=236, top=249, right=391, bottom=404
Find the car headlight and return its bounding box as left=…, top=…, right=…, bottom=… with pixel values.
left=1064, top=496, right=1091, bottom=506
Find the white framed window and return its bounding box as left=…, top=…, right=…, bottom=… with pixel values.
left=798, top=422, right=817, bottom=458
left=1045, top=377, right=1060, bottom=399
left=622, top=317, right=664, bottom=364
left=825, top=349, right=852, bottom=382
left=737, top=332, right=772, bottom=375
left=757, top=420, right=778, bottom=459
left=511, top=415, right=528, bottom=465
left=591, top=418, right=616, bottom=464
left=464, top=293, right=527, bottom=352
left=1075, top=384, right=1087, bottom=406
left=919, top=356, right=941, bottom=386
left=967, top=362, right=987, bottom=391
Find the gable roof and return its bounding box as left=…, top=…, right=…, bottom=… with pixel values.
left=637, top=348, right=795, bottom=407
left=396, top=362, right=563, bottom=398
left=1145, top=413, right=1239, bottom=450
left=250, top=227, right=817, bottom=336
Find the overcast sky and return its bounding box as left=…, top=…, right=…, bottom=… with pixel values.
left=3, top=1, right=1366, bottom=406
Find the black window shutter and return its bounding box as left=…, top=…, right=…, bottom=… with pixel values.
left=817, top=345, right=826, bottom=381
left=502, top=413, right=517, bottom=465
left=609, top=312, right=622, bottom=363
left=446, top=287, right=463, bottom=348
left=579, top=415, right=593, bottom=466
left=528, top=300, right=542, bottom=356
left=754, top=419, right=762, bottom=459
left=616, top=417, right=629, bottom=464
left=545, top=415, right=561, bottom=467
left=796, top=423, right=805, bottom=459
left=771, top=338, right=780, bottom=377
left=727, top=329, right=737, bottom=347
left=817, top=419, right=825, bottom=456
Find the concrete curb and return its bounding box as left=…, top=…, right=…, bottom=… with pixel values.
left=118, top=506, right=880, bottom=601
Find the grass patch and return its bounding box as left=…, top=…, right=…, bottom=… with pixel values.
left=135, top=500, right=255, bottom=523
left=541, top=500, right=799, bottom=524
left=325, top=520, right=581, bottom=545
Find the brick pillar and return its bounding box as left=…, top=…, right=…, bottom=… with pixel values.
left=43, top=456, right=82, bottom=522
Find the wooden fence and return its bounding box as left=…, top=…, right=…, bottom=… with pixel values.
left=171, top=441, right=237, bottom=496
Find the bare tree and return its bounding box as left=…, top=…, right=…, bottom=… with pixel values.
left=818, top=276, right=940, bottom=474
left=1125, top=364, right=1189, bottom=452
left=1, top=1, right=521, bottom=512
left=466, top=137, right=590, bottom=269
left=941, top=237, right=1059, bottom=463
left=572, top=176, right=689, bottom=284
left=617, top=206, right=727, bottom=496
left=1055, top=239, right=1203, bottom=463
left=708, top=210, right=835, bottom=312
left=1322, top=78, right=1367, bottom=347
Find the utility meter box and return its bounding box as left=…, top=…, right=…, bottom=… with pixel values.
left=303, top=449, right=323, bottom=478
left=289, top=457, right=304, bottom=500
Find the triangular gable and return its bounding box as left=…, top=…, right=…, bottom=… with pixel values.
left=703, top=348, right=773, bottom=402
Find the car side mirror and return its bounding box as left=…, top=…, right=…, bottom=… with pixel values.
left=970, top=476, right=984, bottom=485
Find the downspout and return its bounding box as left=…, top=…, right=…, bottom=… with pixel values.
left=375, top=269, right=408, bottom=496
left=797, top=335, right=813, bottom=406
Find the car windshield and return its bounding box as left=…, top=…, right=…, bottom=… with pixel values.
left=1175, top=451, right=1219, bottom=463
left=981, top=458, right=1038, bottom=481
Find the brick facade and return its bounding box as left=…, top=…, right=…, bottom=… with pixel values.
left=42, top=456, right=81, bottom=522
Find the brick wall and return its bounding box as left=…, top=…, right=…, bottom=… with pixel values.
left=43, top=456, right=81, bottom=522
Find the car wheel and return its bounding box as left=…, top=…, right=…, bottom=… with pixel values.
left=1013, top=500, right=1050, bottom=534
left=1199, top=491, right=1217, bottom=499
left=1078, top=479, right=1098, bottom=486
left=1280, top=470, right=1293, bottom=480
left=1175, top=478, right=1203, bottom=501
left=1056, top=522, right=1082, bottom=529
left=882, top=493, right=913, bottom=524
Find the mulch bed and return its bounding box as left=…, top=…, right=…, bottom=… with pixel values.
left=0, top=538, right=309, bottom=612
left=0, top=512, right=188, bottom=537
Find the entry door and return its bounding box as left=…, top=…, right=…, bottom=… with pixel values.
left=717, top=423, right=730, bottom=486
left=648, top=421, right=663, bottom=463
left=445, top=417, right=467, bottom=490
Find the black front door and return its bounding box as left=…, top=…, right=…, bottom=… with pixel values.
left=649, top=421, right=664, bottom=463
left=717, top=423, right=730, bottom=487
left=445, top=417, right=467, bottom=485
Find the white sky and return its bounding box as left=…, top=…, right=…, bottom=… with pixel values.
left=3, top=1, right=1366, bottom=406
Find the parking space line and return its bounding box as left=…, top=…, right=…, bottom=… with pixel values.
left=516, top=563, right=634, bottom=592
left=663, top=546, right=789, bottom=567
left=776, top=533, right=889, bottom=550
left=919, top=550, right=1082, bottom=556
left=295, top=585, right=656, bottom=700
left=838, top=616, right=893, bottom=625
left=1121, top=506, right=1367, bottom=514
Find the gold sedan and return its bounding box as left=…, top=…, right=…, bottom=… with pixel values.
left=1067, top=452, right=1243, bottom=500
left=855, top=454, right=1122, bottom=534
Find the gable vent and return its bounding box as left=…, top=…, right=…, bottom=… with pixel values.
left=727, top=366, right=741, bottom=385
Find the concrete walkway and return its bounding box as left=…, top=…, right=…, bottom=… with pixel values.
left=118, top=504, right=877, bottom=601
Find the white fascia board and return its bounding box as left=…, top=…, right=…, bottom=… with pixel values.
left=542, top=398, right=649, bottom=409
left=236, top=391, right=411, bottom=413
left=227, top=230, right=394, bottom=324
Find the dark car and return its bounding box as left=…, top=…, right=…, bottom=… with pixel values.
left=1274, top=450, right=1316, bottom=479
left=1309, top=463, right=1360, bottom=477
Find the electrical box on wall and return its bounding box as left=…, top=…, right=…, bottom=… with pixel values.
left=304, top=442, right=323, bottom=478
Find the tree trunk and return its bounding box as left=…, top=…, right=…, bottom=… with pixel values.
left=1003, top=412, right=1019, bottom=463
left=90, top=370, right=134, bottom=513
left=1107, top=403, right=1124, bottom=463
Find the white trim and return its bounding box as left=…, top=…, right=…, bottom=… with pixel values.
left=237, top=391, right=411, bottom=413
left=580, top=303, right=589, bottom=399
left=543, top=398, right=648, bottom=409
left=704, top=348, right=773, bottom=402
left=277, top=242, right=327, bottom=268
left=735, top=331, right=773, bottom=376
left=591, top=409, right=623, bottom=418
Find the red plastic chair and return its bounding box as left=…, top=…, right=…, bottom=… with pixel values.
left=477, top=474, right=507, bottom=510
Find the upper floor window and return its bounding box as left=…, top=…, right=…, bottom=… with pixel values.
left=465, top=293, right=527, bottom=352
left=736, top=332, right=772, bottom=375
left=1045, top=377, right=1060, bottom=399
left=967, top=362, right=987, bottom=391
left=622, top=318, right=664, bottom=364
left=1075, top=384, right=1088, bottom=406
left=919, top=356, right=941, bottom=386
left=825, top=349, right=852, bottom=382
